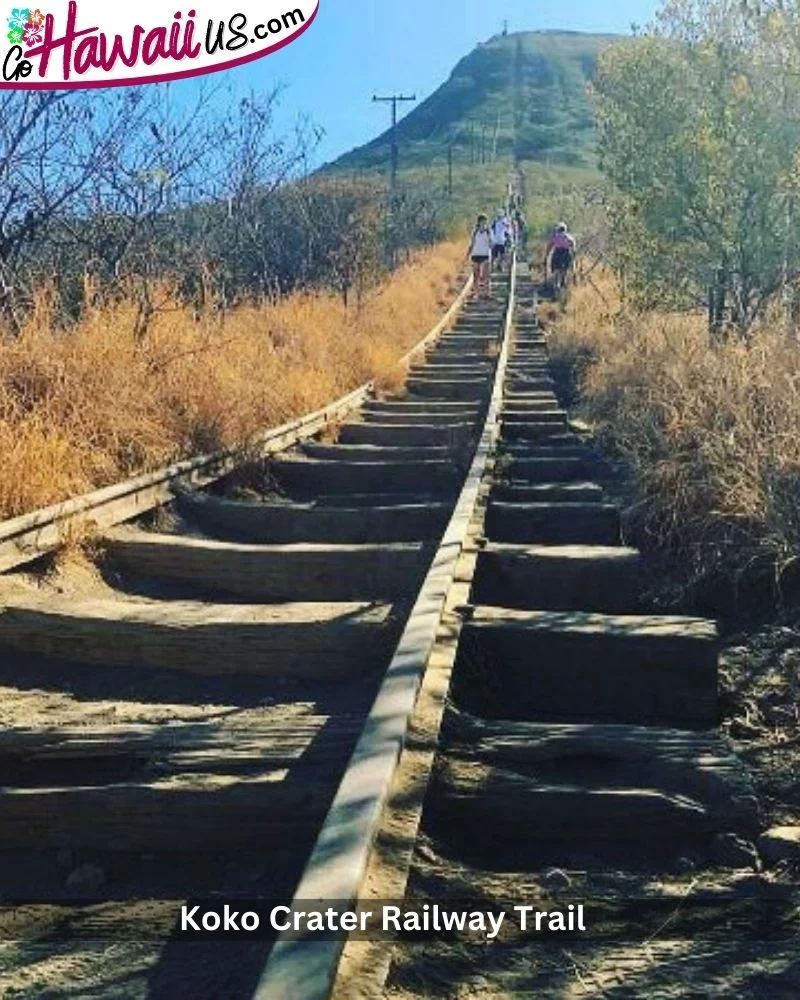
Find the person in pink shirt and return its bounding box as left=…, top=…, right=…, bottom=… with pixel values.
left=544, top=222, right=576, bottom=284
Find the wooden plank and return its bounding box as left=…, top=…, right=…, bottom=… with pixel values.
left=0, top=591, right=399, bottom=679
left=337, top=423, right=473, bottom=447
left=486, top=500, right=621, bottom=544
left=472, top=543, right=643, bottom=612
left=504, top=455, right=588, bottom=481
left=0, top=715, right=362, bottom=766
left=454, top=608, right=718, bottom=727
left=104, top=528, right=430, bottom=601
left=0, top=772, right=337, bottom=851
left=270, top=456, right=461, bottom=496
left=180, top=493, right=451, bottom=544
left=300, top=442, right=452, bottom=463
left=405, top=377, right=489, bottom=401
left=436, top=712, right=759, bottom=840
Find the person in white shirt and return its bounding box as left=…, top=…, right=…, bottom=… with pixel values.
left=491, top=213, right=510, bottom=271
left=467, top=214, right=493, bottom=300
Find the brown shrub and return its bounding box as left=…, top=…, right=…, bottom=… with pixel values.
left=550, top=270, right=800, bottom=610
left=0, top=241, right=464, bottom=518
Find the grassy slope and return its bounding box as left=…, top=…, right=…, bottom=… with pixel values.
left=330, top=30, right=618, bottom=173
left=325, top=31, right=615, bottom=237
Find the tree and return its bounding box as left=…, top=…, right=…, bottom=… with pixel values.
left=593, top=0, right=800, bottom=333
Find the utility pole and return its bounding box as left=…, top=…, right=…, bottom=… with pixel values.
left=372, top=93, right=417, bottom=194
left=503, top=19, right=508, bottom=36
left=447, top=141, right=453, bottom=198
left=492, top=113, right=500, bottom=162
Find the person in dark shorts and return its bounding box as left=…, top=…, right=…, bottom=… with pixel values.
left=544, top=222, right=576, bottom=285
left=467, top=214, right=492, bottom=300
left=491, top=213, right=510, bottom=271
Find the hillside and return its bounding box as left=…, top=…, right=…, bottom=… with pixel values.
left=330, top=30, right=619, bottom=174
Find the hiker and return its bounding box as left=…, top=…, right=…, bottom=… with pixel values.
left=467, top=213, right=492, bottom=300
left=544, top=221, right=576, bottom=284
left=491, top=212, right=510, bottom=272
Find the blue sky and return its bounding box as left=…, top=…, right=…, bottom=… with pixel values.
left=202, top=0, right=659, bottom=166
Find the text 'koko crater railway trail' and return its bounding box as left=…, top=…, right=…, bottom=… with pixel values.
left=0, top=257, right=773, bottom=998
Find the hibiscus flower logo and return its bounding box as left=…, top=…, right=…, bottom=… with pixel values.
left=7, top=7, right=29, bottom=30
left=6, top=7, right=46, bottom=47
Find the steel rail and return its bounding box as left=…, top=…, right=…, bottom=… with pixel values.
left=253, top=255, right=517, bottom=1000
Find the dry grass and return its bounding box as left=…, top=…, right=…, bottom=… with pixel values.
left=549, top=269, right=800, bottom=611
left=0, top=241, right=464, bottom=519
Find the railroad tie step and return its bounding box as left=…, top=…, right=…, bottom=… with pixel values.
left=405, top=378, right=489, bottom=401
left=503, top=392, right=559, bottom=406
left=432, top=715, right=759, bottom=850
left=364, top=399, right=482, bottom=411
left=411, top=363, right=494, bottom=374
left=501, top=404, right=563, bottom=417
left=498, top=432, right=579, bottom=449
left=486, top=501, right=621, bottom=544
left=452, top=608, right=718, bottom=727
left=502, top=455, right=590, bottom=482
left=0, top=715, right=365, bottom=852
left=505, top=376, right=555, bottom=392
left=426, top=350, right=496, bottom=363
left=510, top=359, right=549, bottom=368
left=338, top=422, right=473, bottom=447
left=502, top=409, right=566, bottom=426
left=103, top=527, right=431, bottom=601
left=472, top=543, right=643, bottom=612
left=360, top=410, right=480, bottom=427
left=500, top=443, right=589, bottom=460
left=490, top=481, right=604, bottom=504
left=439, top=333, right=499, bottom=344
left=179, top=493, right=451, bottom=544
left=0, top=588, right=399, bottom=679
left=502, top=395, right=561, bottom=408
left=270, top=455, right=461, bottom=496
left=301, top=442, right=452, bottom=463
left=501, top=426, right=574, bottom=446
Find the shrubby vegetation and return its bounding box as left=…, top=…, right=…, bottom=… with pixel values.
left=548, top=1, right=800, bottom=612
left=0, top=86, right=445, bottom=336
left=593, top=0, right=800, bottom=333
left=0, top=84, right=460, bottom=517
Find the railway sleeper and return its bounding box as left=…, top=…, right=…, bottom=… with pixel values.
left=490, top=481, right=604, bottom=504
left=486, top=501, right=621, bottom=544
left=300, top=442, right=454, bottom=463
left=337, top=422, right=474, bottom=448
left=0, top=589, right=400, bottom=678
left=405, top=377, right=489, bottom=401
left=472, top=543, right=643, bottom=613
left=103, top=527, right=431, bottom=602
left=452, top=607, right=718, bottom=728
left=178, top=492, right=451, bottom=543
left=500, top=455, right=597, bottom=482
left=269, top=455, right=462, bottom=496
left=432, top=712, right=759, bottom=854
